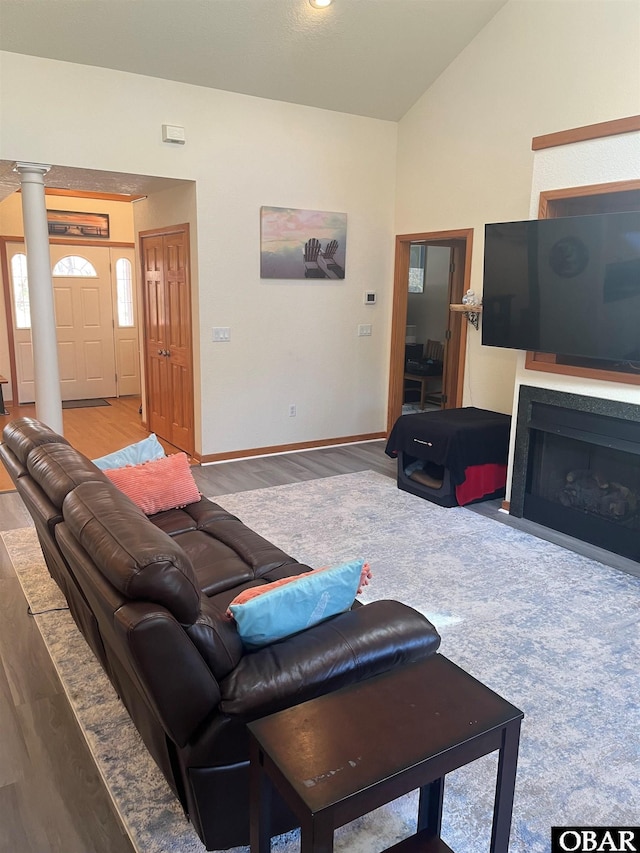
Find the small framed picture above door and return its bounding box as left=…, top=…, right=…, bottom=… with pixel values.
left=47, top=209, right=110, bottom=239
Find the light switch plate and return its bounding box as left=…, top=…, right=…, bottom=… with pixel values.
left=358, top=324, right=372, bottom=336
left=212, top=327, right=231, bottom=342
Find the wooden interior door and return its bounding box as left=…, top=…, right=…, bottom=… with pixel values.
left=141, top=226, right=194, bottom=454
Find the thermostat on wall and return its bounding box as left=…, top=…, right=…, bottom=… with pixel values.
left=364, top=291, right=377, bottom=305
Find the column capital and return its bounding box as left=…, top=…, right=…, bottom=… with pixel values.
left=13, top=162, right=52, bottom=180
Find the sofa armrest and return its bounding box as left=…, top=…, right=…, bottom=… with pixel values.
left=218, top=599, right=440, bottom=717
left=114, top=602, right=222, bottom=746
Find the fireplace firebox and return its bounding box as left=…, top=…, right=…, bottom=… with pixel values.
left=511, top=387, right=640, bottom=563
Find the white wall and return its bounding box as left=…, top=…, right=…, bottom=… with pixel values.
left=395, top=0, right=640, bottom=415
left=0, top=51, right=397, bottom=456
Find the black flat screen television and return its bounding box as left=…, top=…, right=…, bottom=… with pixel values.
left=481, top=211, right=640, bottom=364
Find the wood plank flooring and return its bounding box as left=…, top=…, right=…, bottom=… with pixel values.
left=0, top=540, right=134, bottom=853
left=0, top=401, right=397, bottom=852
left=0, top=396, right=182, bottom=493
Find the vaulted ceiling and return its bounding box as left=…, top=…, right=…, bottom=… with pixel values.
left=0, top=0, right=507, bottom=122
left=0, top=0, right=508, bottom=201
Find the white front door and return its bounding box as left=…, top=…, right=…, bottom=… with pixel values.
left=51, top=245, right=117, bottom=401
left=7, top=243, right=140, bottom=403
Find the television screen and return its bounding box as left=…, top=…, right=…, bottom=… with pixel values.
left=481, top=211, right=640, bottom=363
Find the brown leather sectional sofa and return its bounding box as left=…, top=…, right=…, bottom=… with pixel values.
left=0, top=417, right=441, bottom=850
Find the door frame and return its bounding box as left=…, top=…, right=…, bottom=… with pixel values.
left=387, top=228, right=473, bottom=433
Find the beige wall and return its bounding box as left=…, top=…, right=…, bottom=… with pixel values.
left=395, top=0, right=640, bottom=415
left=0, top=193, right=135, bottom=241
left=0, top=51, right=398, bottom=456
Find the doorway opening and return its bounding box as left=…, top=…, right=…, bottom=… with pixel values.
left=387, top=229, right=473, bottom=434
left=0, top=166, right=197, bottom=456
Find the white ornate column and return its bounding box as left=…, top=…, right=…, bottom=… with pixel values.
left=14, top=162, right=63, bottom=433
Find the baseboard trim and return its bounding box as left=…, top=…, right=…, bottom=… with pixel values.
left=198, top=432, right=387, bottom=465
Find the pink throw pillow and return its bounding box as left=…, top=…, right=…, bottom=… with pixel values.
left=104, top=452, right=200, bottom=515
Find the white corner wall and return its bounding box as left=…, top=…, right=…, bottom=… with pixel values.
left=0, top=51, right=397, bottom=456
left=395, top=0, right=640, bottom=415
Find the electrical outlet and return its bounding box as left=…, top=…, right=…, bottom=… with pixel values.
left=358, top=324, right=372, bottom=336
left=288, top=404, right=297, bottom=417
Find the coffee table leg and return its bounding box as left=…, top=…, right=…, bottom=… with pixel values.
left=300, top=815, right=334, bottom=853
left=490, top=720, right=522, bottom=853
left=250, top=741, right=272, bottom=853
left=417, top=777, right=444, bottom=836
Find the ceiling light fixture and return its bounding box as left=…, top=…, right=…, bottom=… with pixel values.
left=309, top=0, right=332, bottom=8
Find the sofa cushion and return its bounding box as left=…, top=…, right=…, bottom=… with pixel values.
left=63, top=481, right=202, bottom=625
left=92, top=433, right=166, bottom=470
left=150, top=499, right=241, bottom=536
left=149, top=498, right=301, bottom=596
left=187, top=516, right=300, bottom=587
left=104, top=452, right=201, bottom=514
left=227, top=559, right=367, bottom=648
left=27, top=442, right=108, bottom=508
left=3, top=416, right=70, bottom=465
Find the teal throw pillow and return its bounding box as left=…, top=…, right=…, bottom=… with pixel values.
left=228, top=559, right=366, bottom=649
left=92, top=434, right=165, bottom=471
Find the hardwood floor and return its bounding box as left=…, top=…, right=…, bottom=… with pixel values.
left=0, top=396, right=182, bottom=493
left=0, top=540, right=135, bottom=853
left=0, top=401, right=396, bottom=852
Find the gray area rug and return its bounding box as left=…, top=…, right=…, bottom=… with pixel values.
left=3, top=470, right=639, bottom=852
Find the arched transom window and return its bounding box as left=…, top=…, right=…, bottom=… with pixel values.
left=52, top=255, right=98, bottom=277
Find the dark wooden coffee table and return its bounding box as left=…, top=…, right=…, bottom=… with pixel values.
left=248, top=654, right=523, bottom=853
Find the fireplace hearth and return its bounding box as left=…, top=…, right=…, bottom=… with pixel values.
left=511, top=387, right=640, bottom=563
